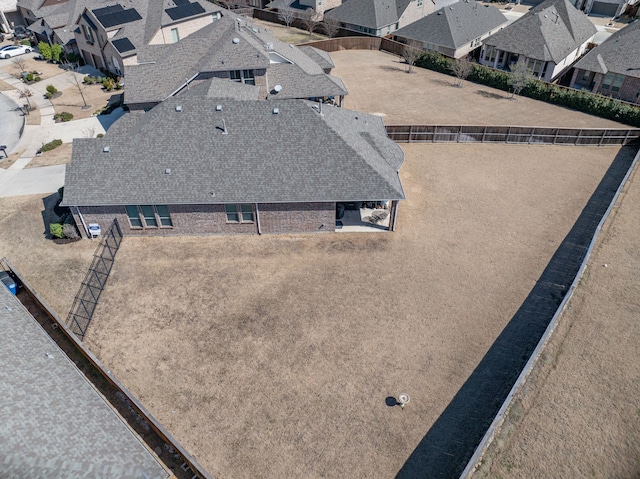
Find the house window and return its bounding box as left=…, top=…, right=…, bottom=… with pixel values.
left=82, top=25, right=94, bottom=44
left=225, top=204, right=254, bottom=223
left=230, top=70, right=255, bottom=85
left=484, top=45, right=496, bottom=63
left=527, top=59, right=545, bottom=78
left=471, top=37, right=481, bottom=48
left=601, top=73, right=624, bottom=92
left=125, top=205, right=173, bottom=228
left=170, top=27, right=179, bottom=43
left=112, top=56, right=121, bottom=76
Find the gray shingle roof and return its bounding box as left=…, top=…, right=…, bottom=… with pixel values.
left=482, top=0, right=596, bottom=63
left=573, top=20, right=640, bottom=78
left=324, top=0, right=412, bottom=30
left=62, top=93, right=405, bottom=207
left=0, top=286, right=169, bottom=479
left=124, top=15, right=348, bottom=105
left=394, top=0, right=508, bottom=50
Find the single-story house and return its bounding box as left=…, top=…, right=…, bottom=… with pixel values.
left=569, top=19, right=640, bottom=103
left=478, top=0, right=596, bottom=81
left=123, top=14, right=348, bottom=110
left=323, top=0, right=458, bottom=37
left=392, top=0, right=508, bottom=59
left=61, top=84, right=405, bottom=236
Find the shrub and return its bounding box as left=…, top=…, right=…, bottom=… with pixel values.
left=49, top=223, right=64, bottom=239
left=41, top=139, right=63, bottom=152
left=34, top=76, right=41, bottom=82
left=102, top=77, right=115, bottom=91
left=51, top=44, right=63, bottom=63
left=83, top=75, right=93, bottom=84
left=24, top=72, right=33, bottom=82
left=53, top=111, right=73, bottom=122
left=38, top=41, right=52, bottom=60
left=46, top=84, right=57, bottom=94
left=20, top=39, right=31, bottom=46
left=96, top=133, right=104, bottom=138
left=62, top=223, right=79, bottom=239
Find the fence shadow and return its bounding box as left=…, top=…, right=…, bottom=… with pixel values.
left=396, top=145, right=638, bottom=479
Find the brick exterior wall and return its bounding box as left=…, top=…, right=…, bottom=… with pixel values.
left=570, top=69, right=640, bottom=104
left=73, top=202, right=336, bottom=237
left=258, top=202, right=335, bottom=234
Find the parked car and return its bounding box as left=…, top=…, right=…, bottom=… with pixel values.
left=12, top=25, right=29, bottom=40
left=0, top=44, right=32, bottom=59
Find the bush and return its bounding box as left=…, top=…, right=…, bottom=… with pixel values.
left=51, top=44, right=62, bottom=63
left=24, top=72, right=33, bottom=82
left=34, top=76, right=41, bottom=82
left=102, top=77, right=115, bottom=91
left=46, top=84, right=57, bottom=94
left=96, top=133, right=104, bottom=138
left=83, top=75, right=93, bottom=84
left=38, top=41, right=52, bottom=60
left=49, top=223, right=64, bottom=239
left=41, top=139, right=63, bottom=152
left=62, top=223, right=79, bottom=239
left=20, top=39, right=31, bottom=46
left=53, top=111, right=73, bottom=122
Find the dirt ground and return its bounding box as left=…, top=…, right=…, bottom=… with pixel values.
left=330, top=50, right=630, bottom=128
left=251, top=18, right=327, bottom=44
left=473, top=150, right=640, bottom=479
left=49, top=82, right=118, bottom=121
left=0, top=149, right=25, bottom=169
left=26, top=143, right=73, bottom=168
left=82, top=143, right=619, bottom=479
left=0, top=194, right=96, bottom=316
left=0, top=56, right=67, bottom=82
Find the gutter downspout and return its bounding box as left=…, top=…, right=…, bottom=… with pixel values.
left=255, top=203, right=262, bottom=234
left=74, top=206, right=90, bottom=238
left=391, top=201, right=399, bottom=232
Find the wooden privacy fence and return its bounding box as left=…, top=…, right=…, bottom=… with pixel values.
left=385, top=125, right=640, bottom=146
left=67, top=219, right=122, bottom=339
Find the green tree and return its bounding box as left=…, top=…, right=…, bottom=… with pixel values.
left=38, top=41, right=52, bottom=61
left=508, top=61, right=532, bottom=98
left=51, top=44, right=63, bottom=63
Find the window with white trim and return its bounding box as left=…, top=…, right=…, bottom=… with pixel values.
left=484, top=45, right=496, bottom=63
left=601, top=72, right=624, bottom=92
left=82, top=25, right=94, bottom=44
left=170, top=28, right=179, bottom=43
left=125, top=205, right=173, bottom=228
left=230, top=70, right=255, bottom=85
left=225, top=204, right=254, bottom=223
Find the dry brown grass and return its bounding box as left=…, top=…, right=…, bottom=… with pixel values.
left=26, top=143, right=72, bottom=168
left=0, top=149, right=25, bottom=169
left=0, top=77, right=14, bottom=91
left=473, top=150, right=640, bottom=479
left=50, top=82, right=119, bottom=121
left=0, top=56, right=68, bottom=81
left=83, top=143, right=619, bottom=479
left=250, top=18, right=327, bottom=44
left=0, top=194, right=96, bottom=316
left=25, top=104, right=41, bottom=125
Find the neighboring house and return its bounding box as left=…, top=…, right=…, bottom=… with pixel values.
left=1, top=0, right=23, bottom=34
left=323, top=0, right=459, bottom=37
left=575, top=0, right=638, bottom=16
left=569, top=20, right=640, bottom=103
left=124, top=14, right=348, bottom=110
left=74, top=0, right=222, bottom=76
left=61, top=88, right=405, bottom=236
left=478, top=0, right=596, bottom=81
left=392, top=0, right=508, bottom=59
left=266, top=0, right=342, bottom=16
left=17, top=0, right=85, bottom=52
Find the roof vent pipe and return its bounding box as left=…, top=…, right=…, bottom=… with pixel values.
left=222, top=118, right=228, bottom=135
left=272, top=108, right=279, bottom=114
left=216, top=104, right=223, bottom=111
left=103, top=146, right=110, bottom=153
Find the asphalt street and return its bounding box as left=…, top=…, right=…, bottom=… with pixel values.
left=0, top=91, right=23, bottom=155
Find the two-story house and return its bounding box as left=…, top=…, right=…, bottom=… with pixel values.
left=74, top=0, right=222, bottom=76
left=123, top=15, right=348, bottom=110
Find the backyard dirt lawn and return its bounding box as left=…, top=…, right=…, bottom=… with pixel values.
left=250, top=18, right=327, bottom=44
left=473, top=150, right=640, bottom=479
left=329, top=50, right=630, bottom=128
left=0, top=194, right=96, bottom=316
left=83, top=143, right=620, bottom=479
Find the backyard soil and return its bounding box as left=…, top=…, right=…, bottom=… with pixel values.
left=82, top=143, right=620, bottom=479
left=473, top=149, right=640, bottom=479
left=250, top=18, right=327, bottom=44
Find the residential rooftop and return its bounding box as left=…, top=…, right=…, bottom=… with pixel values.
left=0, top=285, right=169, bottom=479
left=62, top=89, right=404, bottom=207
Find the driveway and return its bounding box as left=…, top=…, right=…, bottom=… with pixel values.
left=0, top=165, right=65, bottom=198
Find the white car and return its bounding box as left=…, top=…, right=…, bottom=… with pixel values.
left=0, top=44, right=32, bottom=59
